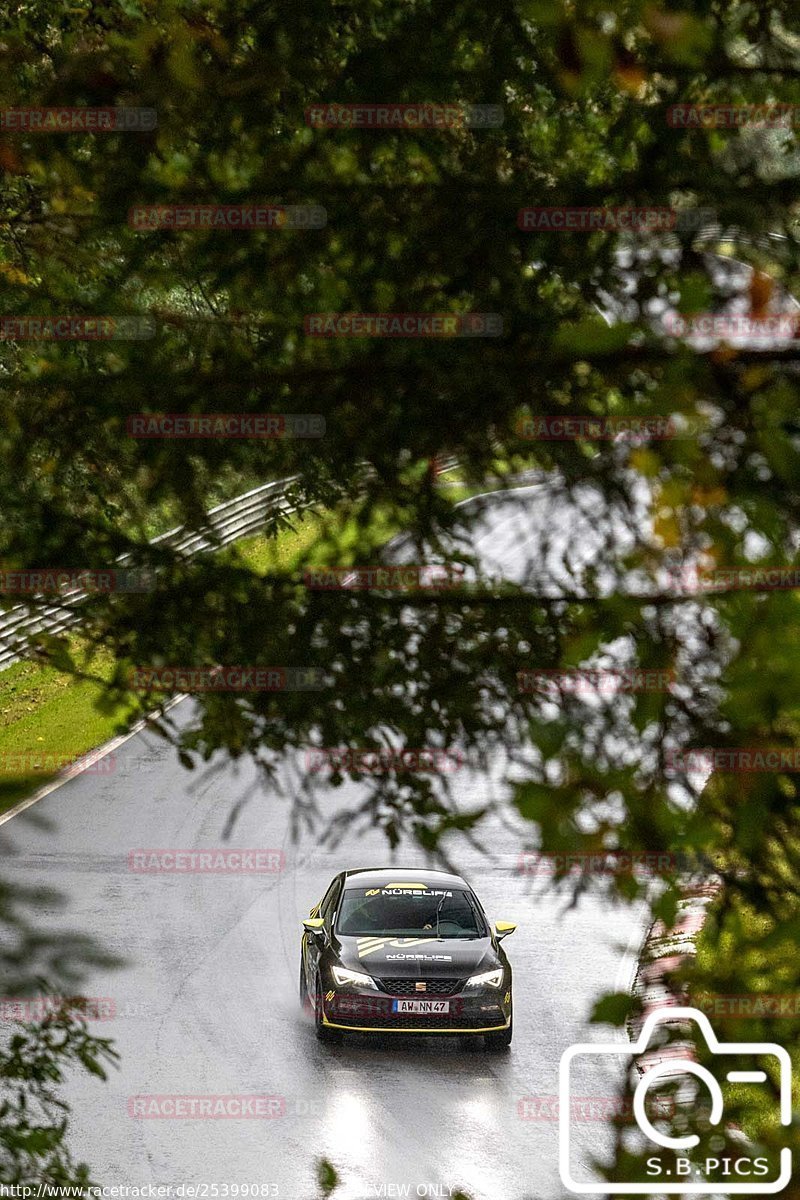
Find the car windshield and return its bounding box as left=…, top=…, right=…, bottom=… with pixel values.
left=337, top=885, right=486, bottom=937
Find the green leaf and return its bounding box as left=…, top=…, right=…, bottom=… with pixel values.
left=590, top=992, right=637, bottom=1026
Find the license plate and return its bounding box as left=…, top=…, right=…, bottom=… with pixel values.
left=392, top=999, right=449, bottom=1014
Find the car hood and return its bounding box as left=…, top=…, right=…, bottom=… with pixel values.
left=334, top=934, right=497, bottom=980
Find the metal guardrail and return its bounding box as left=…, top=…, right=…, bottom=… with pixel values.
left=0, top=458, right=460, bottom=672
left=0, top=475, right=303, bottom=672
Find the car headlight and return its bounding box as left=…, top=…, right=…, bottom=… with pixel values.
left=466, top=968, right=504, bottom=989
left=331, top=965, right=378, bottom=990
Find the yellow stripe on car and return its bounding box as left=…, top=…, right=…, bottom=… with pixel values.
left=358, top=936, right=437, bottom=959
left=322, top=1017, right=511, bottom=1034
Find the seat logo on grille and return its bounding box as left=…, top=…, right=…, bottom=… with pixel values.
left=415, top=981, right=426, bottom=992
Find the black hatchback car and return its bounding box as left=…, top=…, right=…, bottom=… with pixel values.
left=299, top=867, right=515, bottom=1049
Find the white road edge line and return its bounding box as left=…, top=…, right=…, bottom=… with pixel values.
left=614, top=903, right=651, bottom=1000
left=453, top=479, right=548, bottom=511
left=0, top=694, right=187, bottom=828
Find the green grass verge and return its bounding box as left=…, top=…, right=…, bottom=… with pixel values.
left=0, top=511, right=324, bottom=816
left=0, top=646, right=136, bottom=813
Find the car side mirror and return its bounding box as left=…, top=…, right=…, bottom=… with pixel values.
left=495, top=921, right=516, bottom=941
left=303, top=917, right=326, bottom=943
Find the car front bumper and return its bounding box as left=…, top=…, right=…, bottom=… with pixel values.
left=320, top=985, right=512, bottom=1033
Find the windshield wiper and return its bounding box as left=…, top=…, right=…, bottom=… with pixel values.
left=434, top=894, right=447, bottom=940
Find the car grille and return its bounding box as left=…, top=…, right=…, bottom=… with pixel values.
left=377, top=977, right=463, bottom=997
left=330, top=1011, right=504, bottom=1032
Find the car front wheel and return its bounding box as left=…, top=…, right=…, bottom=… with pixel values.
left=299, top=956, right=310, bottom=1011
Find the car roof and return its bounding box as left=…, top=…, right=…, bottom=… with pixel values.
left=342, top=867, right=469, bottom=889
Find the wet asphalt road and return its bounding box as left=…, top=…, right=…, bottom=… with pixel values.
left=1, top=488, right=650, bottom=1200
